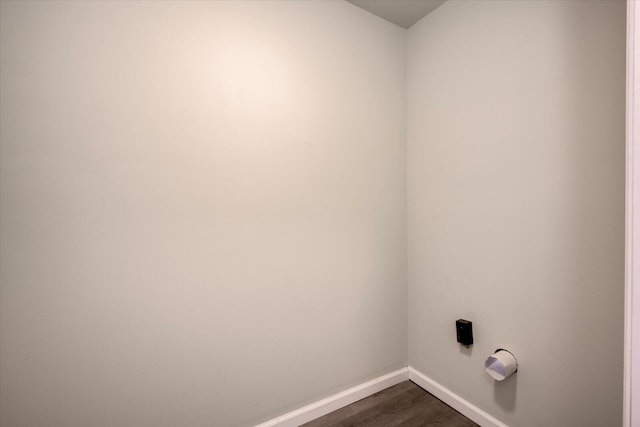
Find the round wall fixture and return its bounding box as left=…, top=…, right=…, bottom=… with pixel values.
left=484, top=349, right=518, bottom=381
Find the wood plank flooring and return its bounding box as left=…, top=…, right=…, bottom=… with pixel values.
left=301, top=381, right=479, bottom=427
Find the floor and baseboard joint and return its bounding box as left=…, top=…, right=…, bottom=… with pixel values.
left=254, top=368, right=408, bottom=427
left=255, top=366, right=508, bottom=427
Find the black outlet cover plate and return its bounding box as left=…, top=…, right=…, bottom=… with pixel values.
left=456, top=319, right=473, bottom=346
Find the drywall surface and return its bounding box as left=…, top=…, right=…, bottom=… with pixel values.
left=407, top=1, right=625, bottom=426
left=0, top=2, right=407, bottom=426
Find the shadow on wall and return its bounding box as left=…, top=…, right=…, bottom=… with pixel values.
left=491, top=373, right=517, bottom=413
left=459, top=344, right=473, bottom=357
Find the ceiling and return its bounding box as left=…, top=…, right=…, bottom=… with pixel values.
left=346, top=0, right=447, bottom=29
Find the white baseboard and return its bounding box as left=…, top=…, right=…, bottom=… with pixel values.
left=408, top=366, right=508, bottom=427
left=254, top=367, right=408, bottom=427
left=254, top=366, right=507, bottom=427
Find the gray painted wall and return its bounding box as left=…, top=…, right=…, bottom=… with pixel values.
left=407, top=1, right=626, bottom=426
left=0, top=2, right=407, bottom=426
left=0, top=0, right=627, bottom=426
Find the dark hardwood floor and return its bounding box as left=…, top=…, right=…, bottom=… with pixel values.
left=301, top=381, right=479, bottom=427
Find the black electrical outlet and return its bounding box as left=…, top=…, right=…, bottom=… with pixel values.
left=456, top=319, right=473, bottom=346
